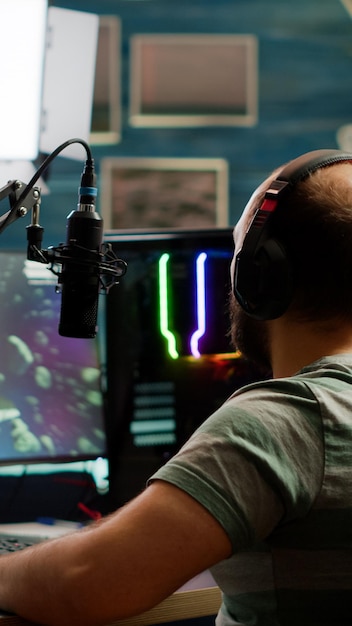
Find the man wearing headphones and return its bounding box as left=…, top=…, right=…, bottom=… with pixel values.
left=0, top=149, right=351, bottom=626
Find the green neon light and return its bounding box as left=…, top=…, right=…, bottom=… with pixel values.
left=158, top=253, right=179, bottom=359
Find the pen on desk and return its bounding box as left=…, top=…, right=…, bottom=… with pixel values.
left=77, top=501, right=102, bottom=521
left=36, top=517, right=83, bottom=529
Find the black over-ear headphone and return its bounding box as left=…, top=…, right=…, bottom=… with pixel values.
left=233, top=149, right=352, bottom=321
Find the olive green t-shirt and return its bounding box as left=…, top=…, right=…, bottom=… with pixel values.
left=151, top=355, right=352, bottom=625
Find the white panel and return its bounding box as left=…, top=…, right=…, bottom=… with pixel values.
left=0, top=161, right=48, bottom=193
left=40, top=7, right=99, bottom=160
left=0, top=0, right=47, bottom=160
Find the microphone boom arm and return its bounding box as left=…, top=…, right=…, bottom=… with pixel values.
left=0, top=138, right=94, bottom=238
left=0, top=179, right=41, bottom=235
left=0, top=140, right=127, bottom=292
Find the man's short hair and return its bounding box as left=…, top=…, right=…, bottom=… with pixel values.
left=270, top=162, right=352, bottom=322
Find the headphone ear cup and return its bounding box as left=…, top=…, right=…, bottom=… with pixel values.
left=233, top=149, right=352, bottom=321
left=234, top=238, right=293, bottom=320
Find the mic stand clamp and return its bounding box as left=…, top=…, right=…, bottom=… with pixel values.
left=0, top=140, right=128, bottom=323
left=0, top=180, right=41, bottom=235
left=0, top=176, right=127, bottom=294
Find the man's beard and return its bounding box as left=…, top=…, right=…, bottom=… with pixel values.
left=228, top=292, right=272, bottom=376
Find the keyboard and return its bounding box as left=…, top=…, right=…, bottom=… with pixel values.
left=0, top=533, right=47, bottom=554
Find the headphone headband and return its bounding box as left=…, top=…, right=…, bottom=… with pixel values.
left=233, top=149, right=352, bottom=320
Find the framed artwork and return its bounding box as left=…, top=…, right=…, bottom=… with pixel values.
left=129, top=34, right=258, bottom=128
left=90, top=16, right=121, bottom=145
left=100, top=157, right=229, bottom=229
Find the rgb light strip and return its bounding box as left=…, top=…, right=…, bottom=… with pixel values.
left=158, top=253, right=179, bottom=359
left=158, top=252, right=207, bottom=359
left=190, top=252, right=207, bottom=358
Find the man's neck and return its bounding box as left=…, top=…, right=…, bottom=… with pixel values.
left=269, top=317, right=352, bottom=378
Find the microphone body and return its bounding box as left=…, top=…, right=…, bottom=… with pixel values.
left=25, top=145, right=127, bottom=339
left=58, top=208, right=103, bottom=338
left=58, top=160, right=102, bottom=338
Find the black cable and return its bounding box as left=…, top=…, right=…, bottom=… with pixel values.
left=12, top=137, right=93, bottom=217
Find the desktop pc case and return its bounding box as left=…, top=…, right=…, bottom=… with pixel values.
left=103, top=228, right=263, bottom=508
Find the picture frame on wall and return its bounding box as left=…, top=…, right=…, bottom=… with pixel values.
left=100, top=157, right=229, bottom=229
left=90, top=15, right=121, bottom=145
left=129, top=33, right=258, bottom=128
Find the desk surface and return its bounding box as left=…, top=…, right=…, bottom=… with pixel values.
left=0, top=571, right=221, bottom=626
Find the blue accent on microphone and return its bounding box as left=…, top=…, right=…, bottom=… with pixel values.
left=79, top=186, right=98, bottom=197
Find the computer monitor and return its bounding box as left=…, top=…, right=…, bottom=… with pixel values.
left=103, top=228, right=263, bottom=507
left=0, top=251, right=107, bottom=466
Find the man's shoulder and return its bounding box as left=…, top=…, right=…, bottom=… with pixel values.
left=231, top=354, right=352, bottom=402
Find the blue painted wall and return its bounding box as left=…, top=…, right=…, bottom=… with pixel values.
left=2, top=0, right=351, bottom=249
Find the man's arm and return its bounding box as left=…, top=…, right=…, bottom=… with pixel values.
left=0, top=480, right=232, bottom=626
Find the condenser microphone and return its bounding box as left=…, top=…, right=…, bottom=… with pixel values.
left=25, top=141, right=127, bottom=338
left=57, top=159, right=103, bottom=338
